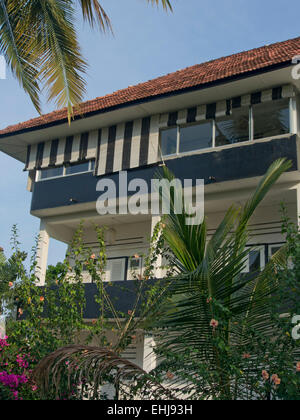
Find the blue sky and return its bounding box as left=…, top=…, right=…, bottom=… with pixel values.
left=0, top=0, right=300, bottom=266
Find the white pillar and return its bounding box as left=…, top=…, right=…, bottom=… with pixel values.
left=296, top=184, right=300, bottom=229
left=35, top=220, right=50, bottom=286
left=142, top=334, right=156, bottom=373
left=151, top=215, right=163, bottom=278
left=289, top=97, right=298, bottom=134
left=0, top=318, right=6, bottom=339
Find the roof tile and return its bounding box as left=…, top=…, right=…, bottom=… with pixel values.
left=1, top=36, right=300, bottom=137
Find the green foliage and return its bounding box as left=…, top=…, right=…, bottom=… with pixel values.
left=0, top=0, right=173, bottom=120
left=0, top=227, right=27, bottom=315
left=144, top=159, right=300, bottom=400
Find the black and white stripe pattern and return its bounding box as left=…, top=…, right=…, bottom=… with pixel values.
left=24, top=85, right=293, bottom=174
left=25, top=130, right=100, bottom=171
left=96, top=115, right=160, bottom=176
left=159, top=85, right=292, bottom=129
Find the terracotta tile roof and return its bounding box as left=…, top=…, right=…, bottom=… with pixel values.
left=1, top=36, right=300, bottom=137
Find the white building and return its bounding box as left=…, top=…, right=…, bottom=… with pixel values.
left=1, top=36, right=300, bottom=370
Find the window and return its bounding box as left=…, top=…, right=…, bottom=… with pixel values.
left=38, top=160, right=95, bottom=181
left=215, top=108, right=250, bottom=146
left=180, top=121, right=212, bottom=153
left=253, top=99, right=290, bottom=140
left=65, top=161, right=90, bottom=175
left=160, top=92, right=291, bottom=159
left=268, top=244, right=284, bottom=258
left=128, top=256, right=143, bottom=280
left=242, top=246, right=265, bottom=273
left=39, top=166, right=64, bottom=180
left=160, top=128, right=177, bottom=156
left=105, top=258, right=126, bottom=282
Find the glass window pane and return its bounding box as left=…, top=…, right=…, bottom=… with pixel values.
left=269, top=245, right=281, bottom=257
left=249, top=250, right=261, bottom=272
left=106, top=258, right=126, bottom=282
left=179, top=121, right=212, bottom=153
left=161, top=128, right=177, bottom=156
left=253, top=99, right=290, bottom=140
left=65, top=162, right=89, bottom=175
left=215, top=108, right=249, bottom=147
left=40, top=166, right=63, bottom=180
left=90, top=160, right=95, bottom=171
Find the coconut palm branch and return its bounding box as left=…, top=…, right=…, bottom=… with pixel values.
left=33, top=159, right=291, bottom=399
left=0, top=0, right=173, bottom=121
left=149, top=159, right=292, bottom=398
left=34, top=345, right=176, bottom=400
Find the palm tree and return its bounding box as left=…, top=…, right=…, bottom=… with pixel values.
left=0, top=0, right=172, bottom=121
left=33, top=159, right=294, bottom=400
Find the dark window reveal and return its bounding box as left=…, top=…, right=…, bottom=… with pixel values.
left=180, top=121, right=212, bottom=153
left=40, top=166, right=64, bottom=180
left=65, top=162, right=89, bottom=175
left=253, top=99, right=290, bottom=140
left=215, top=108, right=250, bottom=146
left=160, top=128, right=177, bottom=156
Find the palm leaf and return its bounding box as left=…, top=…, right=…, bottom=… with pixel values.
left=78, top=0, right=112, bottom=32
left=26, top=0, right=87, bottom=122
left=0, top=0, right=41, bottom=112
left=34, top=345, right=176, bottom=400
left=153, top=159, right=292, bottom=364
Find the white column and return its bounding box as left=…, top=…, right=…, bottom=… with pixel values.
left=151, top=215, right=163, bottom=279
left=35, top=220, right=50, bottom=286
left=142, top=334, right=156, bottom=373
left=290, top=97, right=298, bottom=134
left=296, top=184, right=300, bottom=229
left=0, top=318, right=6, bottom=339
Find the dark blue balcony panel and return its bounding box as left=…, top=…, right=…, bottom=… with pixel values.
left=17, top=280, right=160, bottom=320
left=31, top=135, right=298, bottom=212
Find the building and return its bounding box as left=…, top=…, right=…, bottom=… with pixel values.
left=1, top=36, right=300, bottom=370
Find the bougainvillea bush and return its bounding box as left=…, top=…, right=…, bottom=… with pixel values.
left=0, top=335, right=38, bottom=400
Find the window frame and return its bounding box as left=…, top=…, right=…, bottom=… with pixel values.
left=37, top=160, right=95, bottom=182
left=268, top=243, right=285, bottom=260
left=252, top=98, right=291, bottom=141
left=159, top=96, right=294, bottom=160
left=242, top=245, right=266, bottom=274
left=104, top=257, right=128, bottom=283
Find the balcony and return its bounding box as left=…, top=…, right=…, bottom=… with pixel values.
left=31, top=134, right=299, bottom=213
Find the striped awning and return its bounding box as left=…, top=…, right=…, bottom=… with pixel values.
left=24, top=84, right=294, bottom=176
left=25, top=130, right=98, bottom=171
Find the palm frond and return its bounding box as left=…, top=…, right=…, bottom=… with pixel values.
left=0, top=0, right=41, bottom=112
left=153, top=159, right=291, bottom=364
left=147, top=0, right=173, bottom=11
left=34, top=0, right=86, bottom=121
left=78, top=0, right=113, bottom=32
left=34, top=345, right=176, bottom=400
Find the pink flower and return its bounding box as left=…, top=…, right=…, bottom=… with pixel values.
left=166, top=371, right=174, bottom=380
left=32, top=385, right=38, bottom=392
left=242, top=353, right=251, bottom=359
left=210, top=319, right=219, bottom=329
left=296, top=362, right=300, bottom=372
left=206, top=297, right=212, bottom=304
left=271, top=374, right=281, bottom=386
left=90, top=254, right=96, bottom=260
left=262, top=370, right=269, bottom=381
